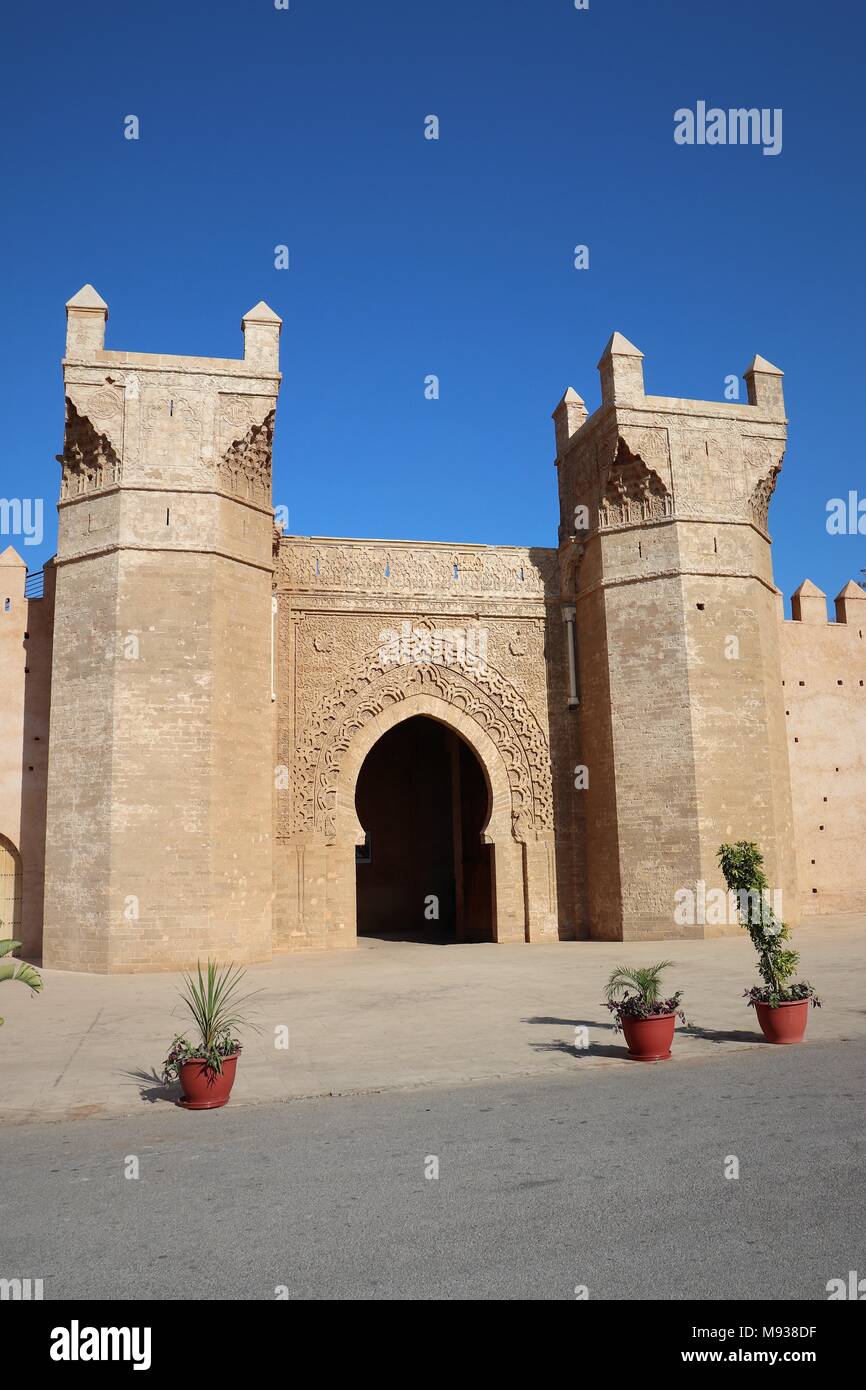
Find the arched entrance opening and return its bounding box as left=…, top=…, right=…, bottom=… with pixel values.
left=354, top=715, right=494, bottom=942
left=0, top=834, right=23, bottom=938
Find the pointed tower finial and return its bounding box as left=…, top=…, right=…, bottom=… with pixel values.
left=597, top=332, right=644, bottom=405
left=744, top=354, right=784, bottom=416
left=791, top=578, right=827, bottom=624
left=65, top=284, right=108, bottom=356
left=242, top=301, right=282, bottom=371
left=551, top=387, right=587, bottom=455
left=835, top=579, right=866, bottom=624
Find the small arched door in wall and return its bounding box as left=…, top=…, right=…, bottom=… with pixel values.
left=0, top=835, right=23, bottom=938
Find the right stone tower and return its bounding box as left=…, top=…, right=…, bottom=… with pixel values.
left=554, top=334, right=797, bottom=940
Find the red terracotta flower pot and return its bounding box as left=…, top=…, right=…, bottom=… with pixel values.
left=177, top=1053, right=239, bottom=1109
left=621, top=1011, right=676, bottom=1061
left=754, top=999, right=809, bottom=1045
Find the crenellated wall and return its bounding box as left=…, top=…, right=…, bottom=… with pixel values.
left=780, top=579, right=866, bottom=916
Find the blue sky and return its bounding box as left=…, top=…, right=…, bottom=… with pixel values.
left=1, top=0, right=863, bottom=609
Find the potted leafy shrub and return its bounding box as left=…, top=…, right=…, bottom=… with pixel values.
left=604, top=961, right=685, bottom=1061
left=717, top=841, right=820, bottom=1044
left=162, top=960, right=257, bottom=1109
left=0, top=937, right=43, bottom=1026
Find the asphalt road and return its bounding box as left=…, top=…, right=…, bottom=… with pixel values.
left=2, top=1039, right=864, bottom=1301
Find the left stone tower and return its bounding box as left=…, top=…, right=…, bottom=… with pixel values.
left=43, top=287, right=281, bottom=971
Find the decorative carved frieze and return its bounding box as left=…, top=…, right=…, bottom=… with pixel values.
left=277, top=539, right=558, bottom=598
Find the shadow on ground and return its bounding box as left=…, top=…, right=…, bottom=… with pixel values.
left=523, top=1015, right=628, bottom=1059
left=531, top=1039, right=632, bottom=1060
left=680, top=1024, right=765, bottom=1045
left=122, top=1067, right=181, bottom=1106
left=523, top=1013, right=765, bottom=1059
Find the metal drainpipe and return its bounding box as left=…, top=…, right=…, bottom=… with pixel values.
left=562, top=604, right=579, bottom=708
left=270, top=595, right=278, bottom=702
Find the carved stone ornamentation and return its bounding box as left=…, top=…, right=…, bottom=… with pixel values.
left=749, top=463, right=782, bottom=532
left=617, top=425, right=671, bottom=482
left=743, top=438, right=785, bottom=533
left=143, top=393, right=201, bottom=439
left=277, top=538, right=558, bottom=598
left=558, top=536, right=586, bottom=599
left=139, top=392, right=203, bottom=479
left=83, top=387, right=125, bottom=436
left=272, top=521, right=284, bottom=576
left=287, top=642, right=554, bottom=843
left=599, top=440, right=673, bottom=529
left=56, top=398, right=121, bottom=499
left=218, top=407, right=275, bottom=505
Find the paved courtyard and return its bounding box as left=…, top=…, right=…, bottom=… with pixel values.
left=1, top=915, right=863, bottom=1124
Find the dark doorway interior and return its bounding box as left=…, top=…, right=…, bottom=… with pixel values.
left=354, top=716, right=494, bottom=942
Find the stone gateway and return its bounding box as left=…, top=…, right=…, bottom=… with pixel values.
left=0, top=289, right=863, bottom=970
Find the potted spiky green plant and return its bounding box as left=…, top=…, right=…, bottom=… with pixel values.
left=0, top=937, right=43, bottom=1026
left=717, top=841, right=820, bottom=1044
left=604, top=961, right=685, bottom=1061
left=162, top=960, right=258, bottom=1110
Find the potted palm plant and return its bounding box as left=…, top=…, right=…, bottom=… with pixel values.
left=162, top=959, right=258, bottom=1109
left=717, top=841, right=820, bottom=1044
left=604, top=961, right=685, bottom=1061
left=0, top=937, right=43, bottom=1025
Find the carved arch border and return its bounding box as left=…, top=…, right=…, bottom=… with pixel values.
left=330, top=690, right=516, bottom=848
left=290, top=651, right=554, bottom=844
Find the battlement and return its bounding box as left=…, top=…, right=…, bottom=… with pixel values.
left=56, top=287, right=283, bottom=577
left=553, top=333, right=788, bottom=583
left=552, top=333, right=786, bottom=463
left=781, top=579, right=866, bottom=919
left=64, top=286, right=281, bottom=375
left=787, top=578, right=866, bottom=625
